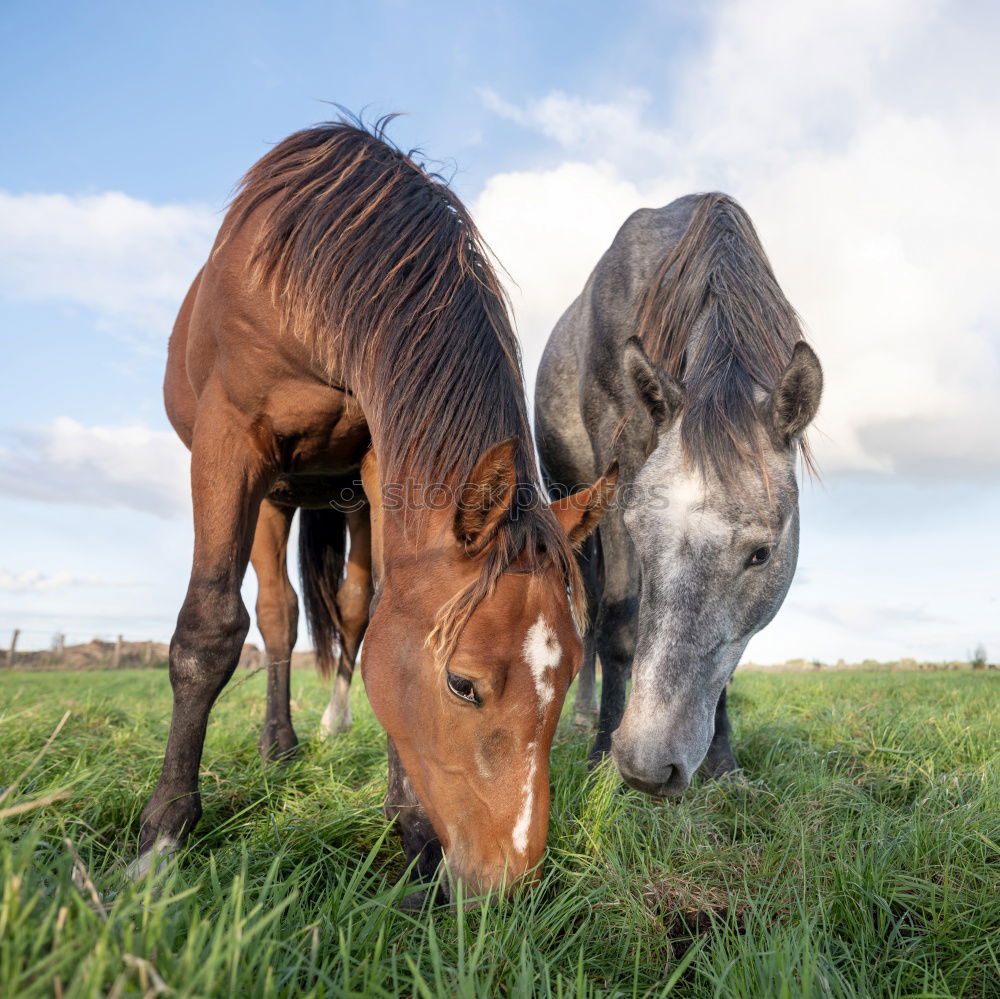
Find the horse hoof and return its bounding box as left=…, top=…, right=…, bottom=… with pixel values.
left=399, top=887, right=431, bottom=911
left=700, top=754, right=740, bottom=781
left=706, top=766, right=746, bottom=785
left=258, top=726, right=300, bottom=762
left=319, top=706, right=352, bottom=739
left=126, top=836, right=180, bottom=882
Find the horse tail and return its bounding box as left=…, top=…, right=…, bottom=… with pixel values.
left=297, top=508, right=346, bottom=679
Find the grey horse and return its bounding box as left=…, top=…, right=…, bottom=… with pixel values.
left=535, top=193, right=822, bottom=794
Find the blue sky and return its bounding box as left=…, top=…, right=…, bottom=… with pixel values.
left=1, top=0, right=998, bottom=664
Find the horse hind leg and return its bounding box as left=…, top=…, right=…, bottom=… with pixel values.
left=252, top=499, right=299, bottom=761
left=573, top=654, right=598, bottom=726
left=320, top=661, right=354, bottom=737
left=317, top=502, right=372, bottom=738
left=133, top=400, right=272, bottom=875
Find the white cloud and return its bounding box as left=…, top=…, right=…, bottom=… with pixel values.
left=0, top=417, right=190, bottom=517
left=476, top=161, right=674, bottom=388
left=0, top=190, right=217, bottom=339
left=0, top=569, right=77, bottom=593
left=473, top=0, right=1000, bottom=478
left=479, top=87, right=675, bottom=170
left=0, top=568, right=138, bottom=593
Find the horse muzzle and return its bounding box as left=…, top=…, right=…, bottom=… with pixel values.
left=610, top=729, right=694, bottom=796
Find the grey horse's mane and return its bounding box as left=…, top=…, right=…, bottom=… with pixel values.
left=635, top=193, right=816, bottom=486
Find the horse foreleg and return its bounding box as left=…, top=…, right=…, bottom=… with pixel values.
left=385, top=737, right=443, bottom=904
left=700, top=686, right=739, bottom=778
left=572, top=534, right=601, bottom=726
left=320, top=502, right=372, bottom=738
left=252, top=500, right=299, bottom=761
left=589, top=514, right=637, bottom=766
left=132, top=402, right=271, bottom=875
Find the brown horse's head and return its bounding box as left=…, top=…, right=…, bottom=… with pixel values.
left=360, top=443, right=616, bottom=896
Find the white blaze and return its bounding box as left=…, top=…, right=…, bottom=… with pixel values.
left=662, top=470, right=728, bottom=541
left=512, top=742, right=537, bottom=855
left=522, top=614, right=560, bottom=711
left=511, top=615, right=561, bottom=856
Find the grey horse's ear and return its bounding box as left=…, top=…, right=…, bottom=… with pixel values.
left=623, top=336, right=684, bottom=429
left=768, top=341, right=823, bottom=445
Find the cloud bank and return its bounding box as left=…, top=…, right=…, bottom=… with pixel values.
left=0, top=417, right=190, bottom=517
left=0, top=190, right=216, bottom=340
left=0, top=568, right=138, bottom=593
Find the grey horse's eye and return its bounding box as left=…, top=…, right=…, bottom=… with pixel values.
left=447, top=671, right=481, bottom=706
left=748, top=546, right=771, bottom=567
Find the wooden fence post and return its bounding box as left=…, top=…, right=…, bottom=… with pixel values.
left=7, top=629, right=18, bottom=668
left=112, top=634, right=123, bottom=670
left=145, top=641, right=153, bottom=666
left=55, top=633, right=65, bottom=663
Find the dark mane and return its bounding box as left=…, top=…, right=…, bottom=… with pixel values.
left=222, top=115, right=524, bottom=488
left=635, top=193, right=816, bottom=485
left=220, top=115, right=583, bottom=654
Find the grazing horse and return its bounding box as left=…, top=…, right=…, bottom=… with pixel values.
left=535, top=193, right=822, bottom=793
left=136, top=118, right=616, bottom=895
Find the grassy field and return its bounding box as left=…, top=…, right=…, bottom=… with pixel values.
left=1, top=667, right=997, bottom=998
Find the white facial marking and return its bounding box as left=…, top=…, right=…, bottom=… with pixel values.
left=662, top=470, right=729, bottom=542
left=522, top=614, right=560, bottom=712
left=512, top=742, right=537, bottom=855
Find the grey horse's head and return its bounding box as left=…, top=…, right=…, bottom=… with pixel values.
left=611, top=338, right=822, bottom=795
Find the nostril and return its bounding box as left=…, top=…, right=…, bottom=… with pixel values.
left=613, top=755, right=689, bottom=798
left=613, top=751, right=667, bottom=796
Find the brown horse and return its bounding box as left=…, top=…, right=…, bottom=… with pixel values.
left=134, top=117, right=616, bottom=897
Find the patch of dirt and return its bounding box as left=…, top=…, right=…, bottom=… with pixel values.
left=644, top=875, right=747, bottom=951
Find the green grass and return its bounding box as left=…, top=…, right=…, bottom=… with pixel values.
left=1, top=667, right=997, bottom=998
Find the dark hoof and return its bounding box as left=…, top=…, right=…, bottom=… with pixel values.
left=138, top=793, right=200, bottom=856
left=700, top=752, right=739, bottom=780
left=586, top=737, right=612, bottom=771
left=704, top=766, right=747, bottom=786
left=258, top=724, right=300, bottom=762
left=399, top=887, right=431, bottom=911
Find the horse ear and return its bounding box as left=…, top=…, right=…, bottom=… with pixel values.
left=550, top=461, right=619, bottom=549
left=768, top=341, right=823, bottom=445
left=623, top=336, right=684, bottom=429
left=455, top=437, right=518, bottom=553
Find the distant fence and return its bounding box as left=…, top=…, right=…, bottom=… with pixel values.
left=4, top=628, right=993, bottom=673
left=2, top=631, right=171, bottom=671
left=1, top=631, right=308, bottom=672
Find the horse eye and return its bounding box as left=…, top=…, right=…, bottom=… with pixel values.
left=748, top=546, right=771, bottom=567
left=447, top=671, right=480, bottom=706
